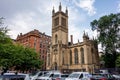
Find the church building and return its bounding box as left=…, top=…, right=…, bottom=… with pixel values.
left=46, top=3, right=100, bottom=73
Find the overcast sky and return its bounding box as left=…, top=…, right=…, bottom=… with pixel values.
left=0, top=0, right=120, bottom=48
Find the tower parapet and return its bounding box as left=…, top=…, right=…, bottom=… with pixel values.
left=83, top=31, right=89, bottom=42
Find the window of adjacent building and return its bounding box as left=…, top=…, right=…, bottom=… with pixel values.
left=61, top=17, right=66, bottom=26
left=70, top=50, right=72, bottom=65
left=42, top=55, right=44, bottom=59
left=40, top=49, right=41, bottom=53
left=55, top=34, right=58, bottom=44
left=74, top=48, right=78, bottom=64
left=40, top=44, right=42, bottom=48
left=43, top=50, right=44, bottom=53
left=34, top=38, right=37, bottom=49
left=54, top=17, right=59, bottom=26
left=80, top=48, right=84, bottom=64
left=34, top=42, right=36, bottom=49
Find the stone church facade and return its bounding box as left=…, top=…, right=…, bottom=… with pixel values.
left=46, top=4, right=100, bottom=73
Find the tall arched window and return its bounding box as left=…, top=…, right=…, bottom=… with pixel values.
left=62, top=51, right=64, bottom=65
left=74, top=48, right=78, bottom=64
left=70, top=50, right=72, bottom=65
left=80, top=48, right=84, bottom=64
left=55, top=34, right=58, bottom=44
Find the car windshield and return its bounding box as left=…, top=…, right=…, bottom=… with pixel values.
left=68, top=73, right=80, bottom=78
left=42, top=73, right=50, bottom=77
left=29, top=71, right=39, bottom=76
left=61, top=74, right=68, bottom=78
left=52, top=74, right=60, bottom=78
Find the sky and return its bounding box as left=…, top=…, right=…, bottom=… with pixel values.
left=0, top=0, right=120, bottom=50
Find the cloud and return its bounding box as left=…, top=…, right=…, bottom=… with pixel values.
left=117, top=1, right=120, bottom=12
left=69, top=25, right=82, bottom=43
left=5, top=0, right=56, bottom=39
left=74, top=0, right=96, bottom=16
left=8, top=10, right=53, bottom=39
left=1, top=0, right=91, bottom=43
left=8, top=12, right=37, bottom=39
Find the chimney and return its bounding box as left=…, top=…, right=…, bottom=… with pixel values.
left=70, top=35, right=73, bottom=44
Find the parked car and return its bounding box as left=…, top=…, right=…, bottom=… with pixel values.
left=0, top=72, right=30, bottom=80
left=100, top=73, right=116, bottom=80
left=92, top=73, right=116, bottom=80
left=91, top=74, right=107, bottom=80
left=112, top=74, right=120, bottom=80
left=65, top=72, right=92, bottom=80
left=36, top=72, right=54, bottom=80
left=29, top=71, right=49, bottom=80
left=60, top=74, right=69, bottom=80
left=52, top=73, right=69, bottom=80
left=52, top=72, right=61, bottom=80
left=36, top=70, right=62, bottom=80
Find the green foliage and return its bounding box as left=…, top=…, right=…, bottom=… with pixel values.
left=102, top=54, right=115, bottom=68
left=90, top=13, right=120, bottom=68
left=12, top=44, right=42, bottom=72
left=0, top=43, right=42, bottom=72
left=0, top=18, right=12, bottom=44
left=116, top=54, right=120, bottom=68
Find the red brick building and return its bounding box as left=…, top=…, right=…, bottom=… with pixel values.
left=16, top=29, right=51, bottom=70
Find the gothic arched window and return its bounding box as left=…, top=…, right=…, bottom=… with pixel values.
left=62, top=51, right=64, bottom=65
left=74, top=48, right=78, bottom=64
left=70, top=50, right=72, bottom=65
left=80, top=48, right=84, bottom=64
left=55, top=34, right=57, bottom=44
left=54, top=17, right=59, bottom=26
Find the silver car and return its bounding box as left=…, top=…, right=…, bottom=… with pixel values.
left=0, top=72, right=30, bottom=80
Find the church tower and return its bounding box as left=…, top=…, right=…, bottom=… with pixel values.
left=49, top=3, right=68, bottom=70
left=52, top=3, right=68, bottom=45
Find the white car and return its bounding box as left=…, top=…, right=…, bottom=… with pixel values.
left=36, top=72, right=54, bottom=80
left=65, top=72, right=92, bottom=80
left=36, top=70, right=62, bottom=80
left=29, top=71, right=49, bottom=80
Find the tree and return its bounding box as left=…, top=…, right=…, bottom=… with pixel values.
left=90, top=13, right=120, bottom=68
left=0, top=17, right=13, bottom=71
left=12, top=44, right=43, bottom=72
left=0, top=18, right=12, bottom=44
left=116, top=54, right=120, bottom=68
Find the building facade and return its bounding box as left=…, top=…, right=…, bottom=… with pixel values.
left=46, top=4, right=100, bottom=73
left=16, top=29, right=51, bottom=70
